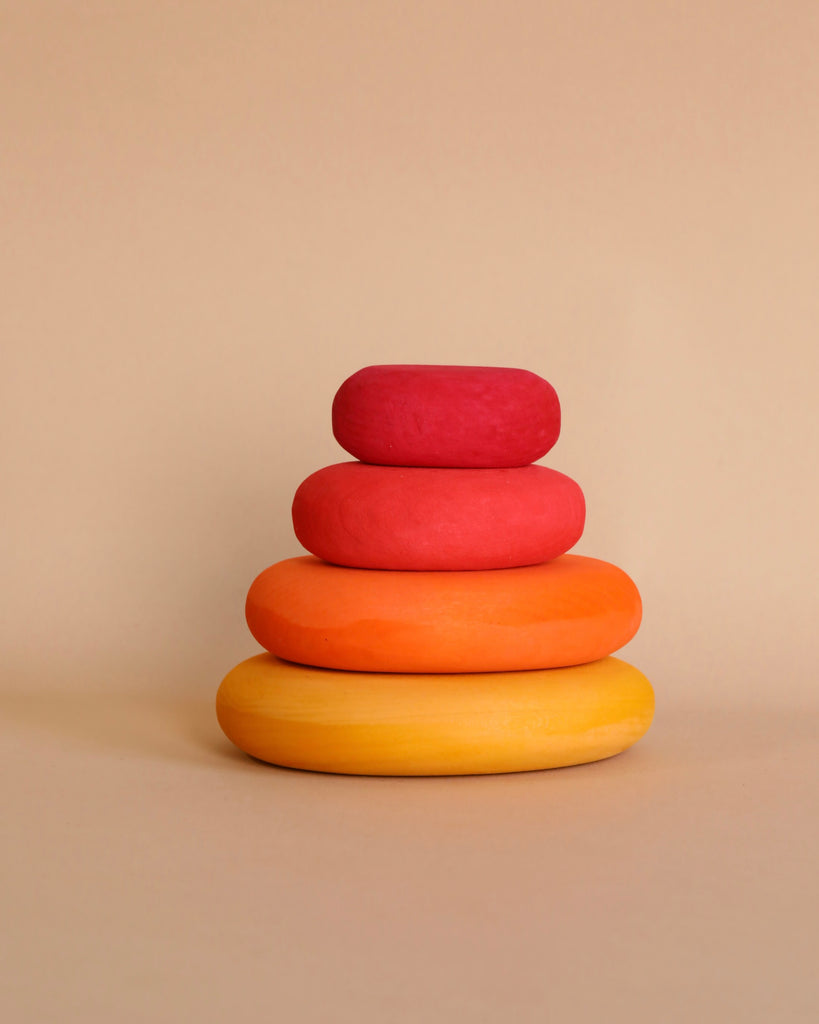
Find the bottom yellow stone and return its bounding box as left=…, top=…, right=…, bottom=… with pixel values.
left=216, top=654, right=654, bottom=776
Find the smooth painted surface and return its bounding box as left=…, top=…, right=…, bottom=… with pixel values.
left=216, top=654, right=654, bottom=775
left=246, top=555, right=642, bottom=672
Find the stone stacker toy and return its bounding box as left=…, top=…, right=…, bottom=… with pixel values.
left=216, top=365, right=654, bottom=775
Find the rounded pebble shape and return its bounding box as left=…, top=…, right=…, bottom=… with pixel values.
left=216, top=654, right=655, bottom=776
left=245, top=555, right=641, bottom=673
left=332, top=364, right=561, bottom=467
left=292, top=462, right=585, bottom=570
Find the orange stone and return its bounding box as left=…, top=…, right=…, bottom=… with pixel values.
left=245, top=555, right=641, bottom=672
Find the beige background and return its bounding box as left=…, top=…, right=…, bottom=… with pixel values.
left=2, top=2, right=817, bottom=1021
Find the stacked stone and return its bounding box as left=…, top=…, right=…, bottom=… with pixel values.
left=216, top=365, right=654, bottom=775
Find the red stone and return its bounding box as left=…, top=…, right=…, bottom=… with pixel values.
left=332, top=365, right=560, bottom=467
left=292, top=462, right=585, bottom=570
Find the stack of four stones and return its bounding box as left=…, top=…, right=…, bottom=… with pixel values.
left=217, top=365, right=654, bottom=775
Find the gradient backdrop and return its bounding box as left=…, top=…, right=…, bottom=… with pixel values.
left=3, top=3, right=818, bottom=1022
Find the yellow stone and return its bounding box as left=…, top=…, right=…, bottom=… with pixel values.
left=216, top=654, right=654, bottom=776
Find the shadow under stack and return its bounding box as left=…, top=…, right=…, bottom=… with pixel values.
left=216, top=365, right=654, bottom=775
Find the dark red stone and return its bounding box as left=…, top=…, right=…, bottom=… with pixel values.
left=332, top=365, right=560, bottom=467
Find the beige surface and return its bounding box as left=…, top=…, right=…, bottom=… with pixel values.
left=2, top=2, right=818, bottom=1021
left=3, top=691, right=817, bottom=1023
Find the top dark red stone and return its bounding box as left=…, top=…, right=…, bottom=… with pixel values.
left=332, top=364, right=560, bottom=468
